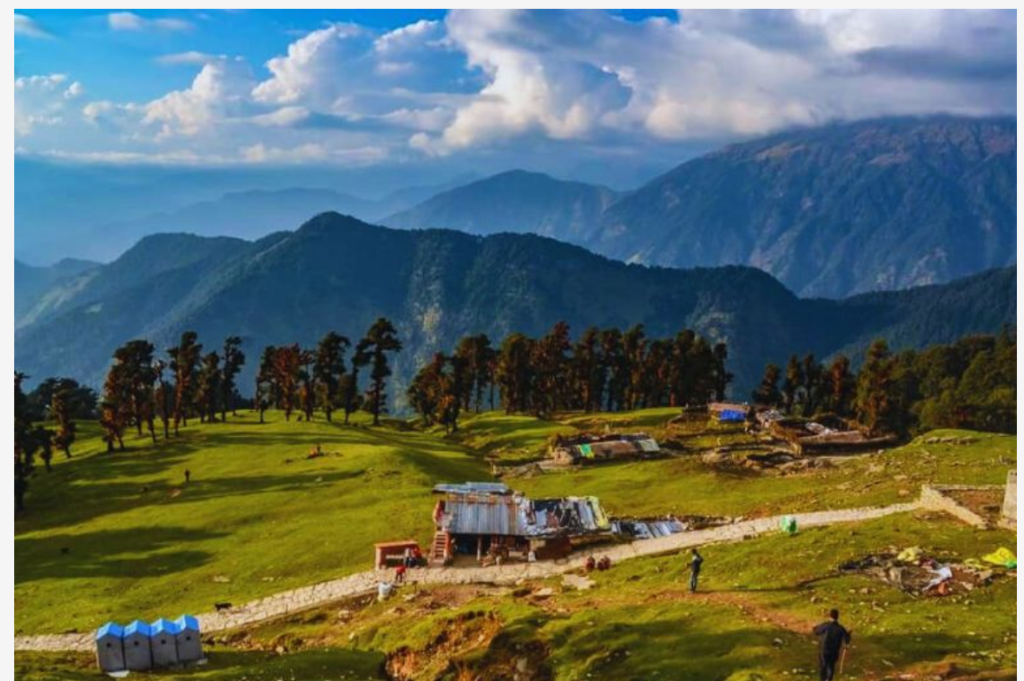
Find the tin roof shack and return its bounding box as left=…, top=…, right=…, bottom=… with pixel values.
left=549, top=433, right=661, bottom=466
left=769, top=418, right=896, bottom=455
left=95, top=622, right=125, bottom=673
left=708, top=402, right=753, bottom=424
left=431, top=483, right=611, bottom=563
left=150, top=618, right=180, bottom=668
left=123, top=620, right=153, bottom=671
left=174, top=615, right=203, bottom=663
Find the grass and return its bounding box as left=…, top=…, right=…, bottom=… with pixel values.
left=15, top=407, right=1017, bottom=679
left=15, top=410, right=488, bottom=634
left=36, top=512, right=1003, bottom=681
left=13, top=648, right=387, bottom=680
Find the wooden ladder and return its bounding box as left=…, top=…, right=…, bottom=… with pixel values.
left=430, top=531, right=449, bottom=563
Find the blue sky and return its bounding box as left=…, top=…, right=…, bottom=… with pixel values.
left=14, top=9, right=1016, bottom=184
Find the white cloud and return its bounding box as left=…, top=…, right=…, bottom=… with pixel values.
left=15, top=74, right=83, bottom=136
left=412, top=9, right=1015, bottom=152
left=241, top=142, right=387, bottom=165
left=252, top=23, right=370, bottom=107
left=143, top=58, right=254, bottom=138
left=156, top=51, right=221, bottom=66
left=15, top=14, right=51, bottom=39
left=108, top=12, right=192, bottom=32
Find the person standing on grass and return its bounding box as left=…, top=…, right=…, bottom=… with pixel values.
left=813, top=608, right=851, bottom=681
left=688, top=548, right=704, bottom=593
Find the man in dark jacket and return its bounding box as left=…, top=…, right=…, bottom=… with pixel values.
left=688, top=548, right=703, bottom=593
left=813, top=609, right=851, bottom=681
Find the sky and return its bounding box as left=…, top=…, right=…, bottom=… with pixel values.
left=13, top=9, right=1017, bottom=187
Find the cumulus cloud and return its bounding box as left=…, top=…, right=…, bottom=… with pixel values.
left=412, top=9, right=1015, bottom=152
left=143, top=58, right=254, bottom=138
left=108, top=12, right=192, bottom=32
left=12, top=10, right=1016, bottom=166
left=15, top=14, right=51, bottom=39
left=252, top=23, right=371, bottom=107
left=15, top=74, right=83, bottom=136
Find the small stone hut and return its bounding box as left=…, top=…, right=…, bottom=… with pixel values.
left=150, top=618, right=180, bottom=667
left=174, top=614, right=203, bottom=662
left=95, top=622, right=125, bottom=672
left=123, top=620, right=153, bottom=671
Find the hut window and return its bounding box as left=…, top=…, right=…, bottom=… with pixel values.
left=186, top=635, right=192, bottom=641
left=106, top=642, right=112, bottom=648
left=134, top=641, right=139, bottom=646
left=160, top=638, right=166, bottom=644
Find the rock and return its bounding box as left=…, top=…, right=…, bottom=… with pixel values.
left=516, top=657, right=530, bottom=673
left=772, top=637, right=784, bottom=647
left=534, top=587, right=555, bottom=598
left=212, top=575, right=231, bottom=583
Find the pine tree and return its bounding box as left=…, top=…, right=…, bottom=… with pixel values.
left=220, top=336, right=246, bottom=422
left=355, top=318, right=402, bottom=426
left=51, top=379, right=77, bottom=458
left=314, top=332, right=350, bottom=422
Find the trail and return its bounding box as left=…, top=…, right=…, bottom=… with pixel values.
left=14, top=500, right=920, bottom=652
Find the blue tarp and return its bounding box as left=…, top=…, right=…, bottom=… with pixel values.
left=719, top=410, right=746, bottom=422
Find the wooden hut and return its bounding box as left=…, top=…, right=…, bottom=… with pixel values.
left=94, top=622, right=125, bottom=673
left=122, top=620, right=153, bottom=671
left=150, top=618, right=180, bottom=667
left=174, top=614, right=203, bottom=663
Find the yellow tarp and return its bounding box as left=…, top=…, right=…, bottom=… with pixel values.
left=982, top=547, right=1017, bottom=568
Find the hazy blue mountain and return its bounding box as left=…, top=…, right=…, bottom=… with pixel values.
left=15, top=258, right=100, bottom=326
left=596, top=116, right=1016, bottom=297
left=384, top=170, right=620, bottom=243
left=15, top=214, right=1016, bottom=403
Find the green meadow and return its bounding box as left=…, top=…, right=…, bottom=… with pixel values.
left=15, top=408, right=1017, bottom=680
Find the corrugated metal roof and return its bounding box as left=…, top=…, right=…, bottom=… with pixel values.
left=96, top=622, right=123, bottom=640
left=443, top=494, right=524, bottom=535
left=440, top=494, right=610, bottom=537
left=433, top=482, right=511, bottom=495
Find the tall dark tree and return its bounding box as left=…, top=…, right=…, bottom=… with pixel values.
left=751, top=363, right=782, bottom=407
left=827, top=355, right=856, bottom=417
left=601, top=328, right=628, bottom=411
left=298, top=348, right=316, bottom=422
left=855, top=339, right=903, bottom=435
left=572, top=327, right=604, bottom=412
left=782, top=355, right=804, bottom=413
left=112, top=340, right=158, bottom=440
left=532, top=321, right=573, bottom=416
left=712, top=343, right=733, bottom=403
left=15, top=372, right=51, bottom=512
left=255, top=346, right=278, bottom=424
left=169, top=332, right=202, bottom=435
left=355, top=318, right=403, bottom=426
left=196, top=351, right=222, bottom=423
left=50, top=379, right=77, bottom=459
left=314, top=332, right=350, bottom=422
left=220, top=336, right=246, bottom=422
left=153, top=359, right=172, bottom=439
left=622, top=324, right=647, bottom=410
left=272, top=344, right=302, bottom=421
left=497, top=333, right=534, bottom=414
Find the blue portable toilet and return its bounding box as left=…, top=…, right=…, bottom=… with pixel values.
left=94, top=622, right=125, bottom=672
left=150, top=618, right=180, bottom=667
left=123, top=620, right=153, bottom=671
left=174, top=614, right=203, bottom=663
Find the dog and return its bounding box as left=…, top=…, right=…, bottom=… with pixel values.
left=214, top=602, right=232, bottom=612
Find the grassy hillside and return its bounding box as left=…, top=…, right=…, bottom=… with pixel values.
left=15, top=412, right=488, bottom=634
left=19, top=512, right=1016, bottom=680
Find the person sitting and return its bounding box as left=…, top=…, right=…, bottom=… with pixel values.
left=395, top=564, right=407, bottom=584
left=585, top=555, right=597, bottom=572
left=597, top=555, right=612, bottom=571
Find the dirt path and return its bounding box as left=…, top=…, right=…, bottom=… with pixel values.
left=14, top=500, right=920, bottom=652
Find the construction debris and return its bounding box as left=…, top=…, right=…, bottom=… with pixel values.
left=839, top=548, right=1001, bottom=597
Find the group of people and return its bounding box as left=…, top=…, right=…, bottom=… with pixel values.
left=393, top=546, right=425, bottom=584
left=584, top=555, right=613, bottom=571
left=684, top=547, right=851, bottom=681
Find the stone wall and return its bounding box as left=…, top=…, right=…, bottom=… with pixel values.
left=1002, top=470, right=1016, bottom=529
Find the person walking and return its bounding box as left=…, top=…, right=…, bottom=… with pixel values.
left=813, top=608, right=851, bottom=681
left=688, top=548, right=703, bottom=593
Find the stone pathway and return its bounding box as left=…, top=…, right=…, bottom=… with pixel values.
left=14, top=500, right=920, bottom=653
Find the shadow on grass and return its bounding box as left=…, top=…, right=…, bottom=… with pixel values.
left=15, top=526, right=226, bottom=583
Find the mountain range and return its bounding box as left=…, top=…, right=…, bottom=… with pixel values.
left=15, top=213, right=1016, bottom=404
left=386, top=116, right=1016, bottom=298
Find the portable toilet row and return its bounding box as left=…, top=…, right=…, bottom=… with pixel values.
left=96, top=615, right=203, bottom=672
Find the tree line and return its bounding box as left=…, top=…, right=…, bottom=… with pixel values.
left=751, top=328, right=1016, bottom=436
left=408, top=322, right=731, bottom=432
